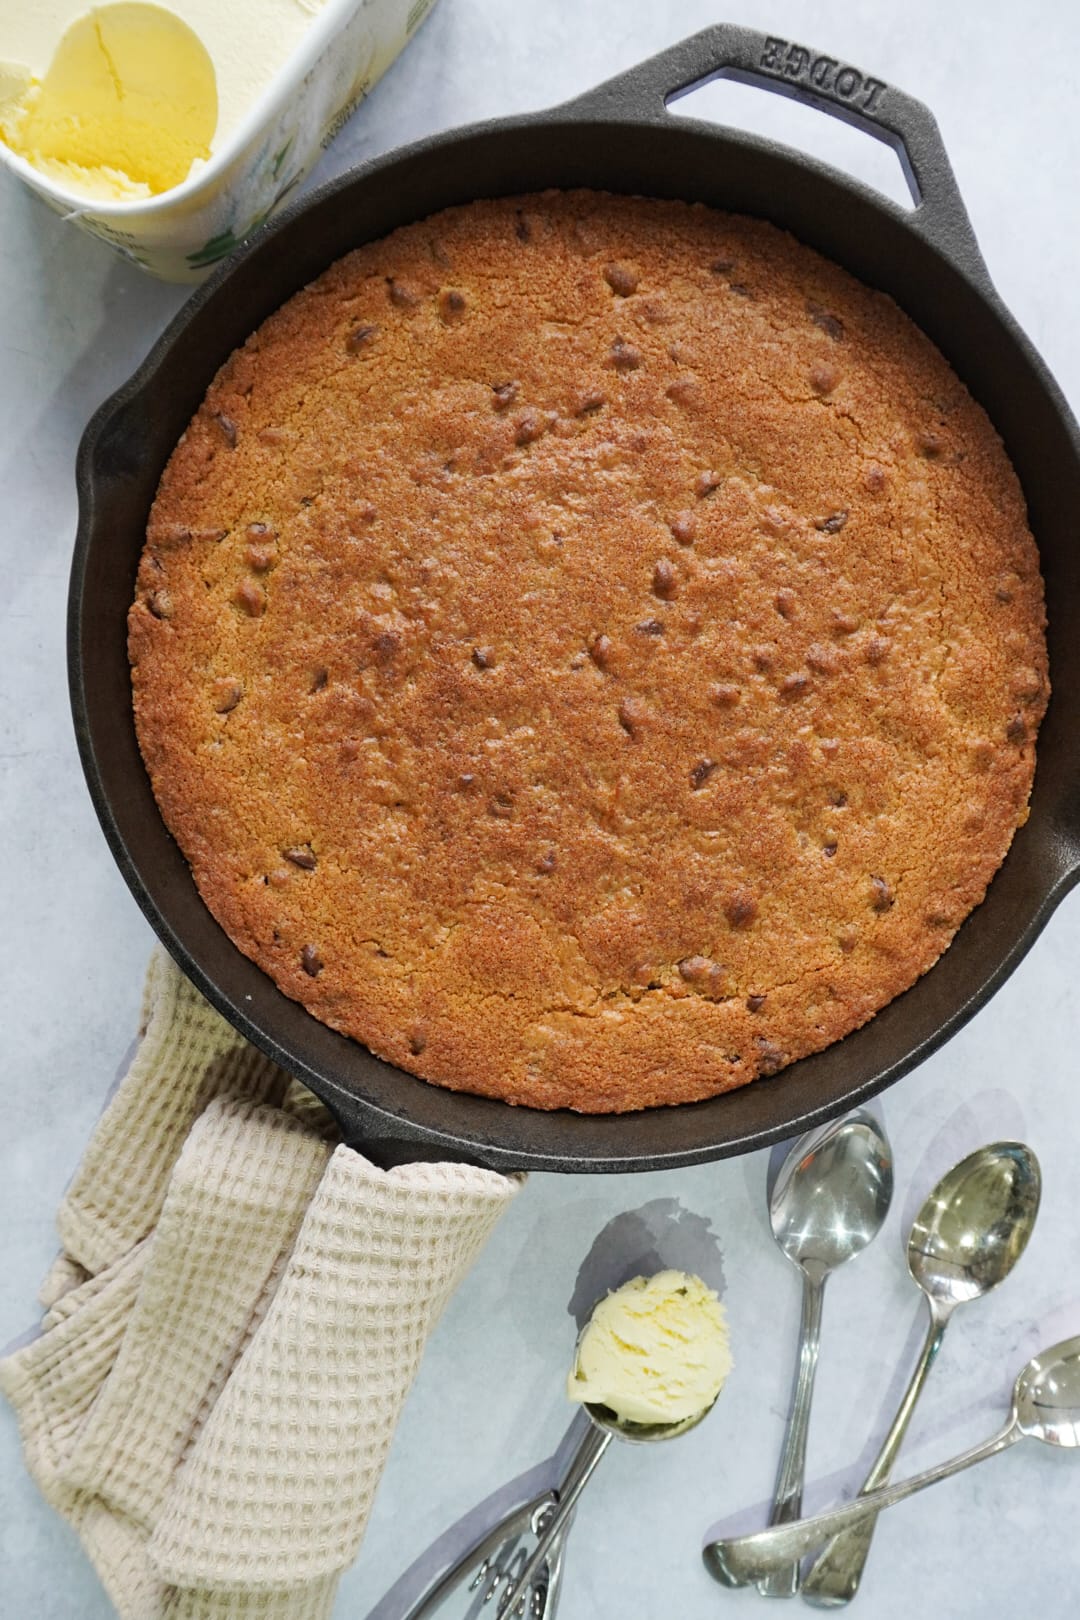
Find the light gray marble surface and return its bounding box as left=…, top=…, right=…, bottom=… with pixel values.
left=3, top=1, right=1079, bottom=1615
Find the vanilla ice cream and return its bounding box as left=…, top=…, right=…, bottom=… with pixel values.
left=567, top=1270, right=733, bottom=1428
left=0, top=0, right=326, bottom=200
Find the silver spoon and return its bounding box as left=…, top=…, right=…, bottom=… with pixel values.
left=802, top=1140, right=1041, bottom=1606
left=760, top=1111, right=894, bottom=1597
left=492, top=1347, right=720, bottom=1616
left=704, top=1332, right=1080, bottom=1587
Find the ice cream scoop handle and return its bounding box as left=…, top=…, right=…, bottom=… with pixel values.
left=497, top=1424, right=611, bottom=1614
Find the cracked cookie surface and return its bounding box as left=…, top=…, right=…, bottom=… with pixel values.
left=129, top=191, right=1048, bottom=1112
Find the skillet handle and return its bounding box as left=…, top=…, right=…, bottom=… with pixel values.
left=313, top=1079, right=504, bottom=1171
left=558, top=24, right=992, bottom=293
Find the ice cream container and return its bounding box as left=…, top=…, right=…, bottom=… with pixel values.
left=0, top=0, right=441, bottom=281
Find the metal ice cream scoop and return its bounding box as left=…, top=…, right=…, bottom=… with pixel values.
left=389, top=1282, right=725, bottom=1620
left=485, top=1289, right=725, bottom=1618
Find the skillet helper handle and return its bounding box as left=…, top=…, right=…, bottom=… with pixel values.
left=314, top=1074, right=508, bottom=1171
left=317, top=1092, right=466, bottom=1169
left=558, top=23, right=992, bottom=292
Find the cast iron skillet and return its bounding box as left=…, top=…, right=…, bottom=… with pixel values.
left=70, top=24, right=1080, bottom=1173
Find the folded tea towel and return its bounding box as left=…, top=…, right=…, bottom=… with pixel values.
left=1, top=948, right=524, bottom=1618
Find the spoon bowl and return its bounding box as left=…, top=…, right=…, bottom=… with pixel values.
left=1015, top=1334, right=1080, bottom=1447
left=907, top=1141, right=1041, bottom=1310
left=770, top=1113, right=894, bottom=1279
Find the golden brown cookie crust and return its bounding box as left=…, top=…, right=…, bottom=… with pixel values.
left=129, top=191, right=1048, bottom=1113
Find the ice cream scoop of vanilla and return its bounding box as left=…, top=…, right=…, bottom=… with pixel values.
left=567, top=1269, right=732, bottom=1427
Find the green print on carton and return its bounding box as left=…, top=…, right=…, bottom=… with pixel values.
left=185, top=165, right=303, bottom=269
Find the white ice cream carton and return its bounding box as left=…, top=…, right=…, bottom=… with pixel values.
left=0, top=0, right=440, bottom=281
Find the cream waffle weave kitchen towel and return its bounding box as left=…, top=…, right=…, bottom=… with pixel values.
left=1, top=948, right=524, bottom=1618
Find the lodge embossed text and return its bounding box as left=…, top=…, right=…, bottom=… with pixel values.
left=759, top=36, right=886, bottom=114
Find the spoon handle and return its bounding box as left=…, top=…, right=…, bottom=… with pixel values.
left=758, top=1269, right=826, bottom=1597
left=802, top=1305, right=949, bottom=1606
left=705, top=1420, right=1020, bottom=1588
